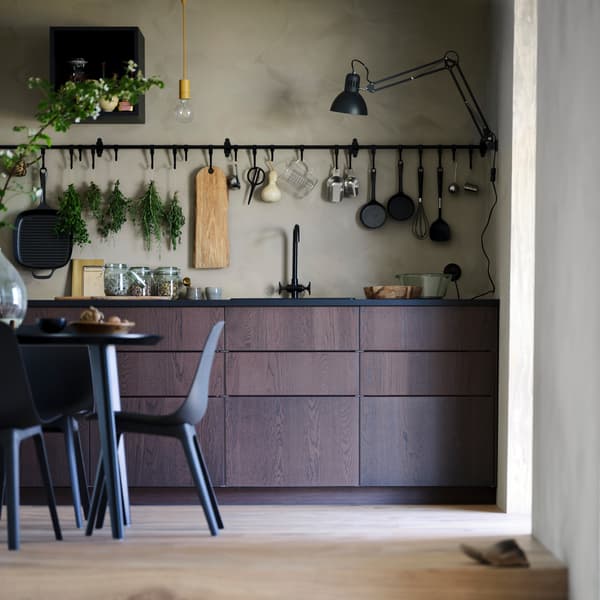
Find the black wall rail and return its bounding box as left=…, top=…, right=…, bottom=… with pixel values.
left=0, top=137, right=496, bottom=170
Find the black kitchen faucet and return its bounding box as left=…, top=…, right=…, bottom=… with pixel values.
left=278, top=224, right=311, bottom=299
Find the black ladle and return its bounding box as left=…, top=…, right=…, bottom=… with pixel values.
left=246, top=147, right=265, bottom=205
left=388, top=149, right=415, bottom=221
left=429, top=150, right=451, bottom=242
left=359, top=148, right=386, bottom=229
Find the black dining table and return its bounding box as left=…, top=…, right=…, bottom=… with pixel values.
left=16, top=324, right=161, bottom=540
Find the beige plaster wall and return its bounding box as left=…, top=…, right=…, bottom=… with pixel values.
left=534, top=1, right=600, bottom=598
left=0, top=0, right=495, bottom=300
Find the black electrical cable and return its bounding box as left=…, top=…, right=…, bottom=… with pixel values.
left=470, top=150, right=498, bottom=300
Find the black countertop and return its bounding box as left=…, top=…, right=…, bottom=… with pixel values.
left=30, top=297, right=499, bottom=308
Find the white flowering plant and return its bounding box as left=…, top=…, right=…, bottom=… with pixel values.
left=0, top=61, right=163, bottom=226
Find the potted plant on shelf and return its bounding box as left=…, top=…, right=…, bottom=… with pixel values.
left=0, top=60, right=164, bottom=224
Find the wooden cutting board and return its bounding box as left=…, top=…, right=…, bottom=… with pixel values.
left=194, top=166, right=229, bottom=268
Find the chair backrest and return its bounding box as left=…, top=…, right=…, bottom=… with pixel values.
left=171, top=321, right=224, bottom=425
left=21, top=345, right=94, bottom=420
left=0, top=322, right=50, bottom=429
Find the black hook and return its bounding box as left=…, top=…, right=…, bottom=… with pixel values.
left=41, top=148, right=46, bottom=169
left=114, top=146, right=119, bottom=162
left=208, top=145, right=214, bottom=173
left=334, top=145, right=339, bottom=169
left=418, top=145, right=423, bottom=167
left=299, top=145, right=305, bottom=162
left=149, top=145, right=155, bottom=170
left=370, top=145, right=376, bottom=169
left=95, top=137, right=104, bottom=158
left=91, top=149, right=95, bottom=170
left=269, top=145, right=275, bottom=161
left=183, top=145, right=189, bottom=161
left=452, top=145, right=457, bottom=162
left=172, top=145, right=178, bottom=170
left=252, top=146, right=257, bottom=167
left=224, top=138, right=232, bottom=158
left=351, top=138, right=359, bottom=158
left=233, top=145, right=238, bottom=162
left=68, top=146, right=74, bottom=169
left=347, top=150, right=352, bottom=169
left=78, top=146, right=83, bottom=161
left=469, top=147, right=473, bottom=169
left=398, top=145, right=403, bottom=161
left=438, top=146, right=443, bottom=168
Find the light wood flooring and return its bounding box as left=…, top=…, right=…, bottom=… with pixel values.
left=0, top=505, right=566, bottom=600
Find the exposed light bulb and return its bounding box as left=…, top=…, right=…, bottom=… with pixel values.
left=174, top=78, right=193, bottom=123
left=175, top=98, right=193, bottom=123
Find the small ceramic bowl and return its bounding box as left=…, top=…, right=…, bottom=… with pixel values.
left=37, top=317, right=67, bottom=333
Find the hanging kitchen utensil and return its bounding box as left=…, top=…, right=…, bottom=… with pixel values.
left=411, top=148, right=429, bottom=240
left=342, top=151, right=359, bottom=198
left=278, top=147, right=318, bottom=198
left=246, top=147, right=265, bottom=205
left=13, top=166, right=72, bottom=279
left=261, top=160, right=282, bottom=202
left=227, top=147, right=241, bottom=190
left=194, top=164, right=229, bottom=268
left=387, top=148, right=415, bottom=221
left=448, top=147, right=459, bottom=194
left=429, top=148, right=451, bottom=242
left=326, top=147, right=343, bottom=203
left=359, top=148, right=386, bottom=229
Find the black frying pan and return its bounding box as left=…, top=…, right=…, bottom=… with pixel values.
left=359, top=149, right=386, bottom=229
left=13, top=167, right=72, bottom=279
left=388, top=156, right=415, bottom=221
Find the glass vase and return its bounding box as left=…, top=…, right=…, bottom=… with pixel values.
left=0, top=249, right=27, bottom=328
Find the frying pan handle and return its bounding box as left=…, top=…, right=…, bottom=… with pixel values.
left=39, top=167, right=47, bottom=207
left=370, top=167, right=376, bottom=201
left=398, top=160, right=403, bottom=191
left=31, top=268, right=56, bottom=280
left=417, top=165, right=424, bottom=198
left=437, top=166, right=443, bottom=199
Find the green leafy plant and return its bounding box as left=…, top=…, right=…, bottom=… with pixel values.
left=55, top=184, right=90, bottom=246
left=162, top=191, right=185, bottom=250
left=98, top=180, right=130, bottom=238
left=84, top=181, right=103, bottom=221
left=131, top=181, right=164, bottom=251
left=0, top=61, right=164, bottom=226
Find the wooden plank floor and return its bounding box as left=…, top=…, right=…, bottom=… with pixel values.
left=0, top=505, right=566, bottom=600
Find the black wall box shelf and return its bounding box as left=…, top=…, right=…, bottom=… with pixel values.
left=49, top=26, right=146, bottom=124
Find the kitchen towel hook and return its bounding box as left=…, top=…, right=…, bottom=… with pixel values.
left=172, top=145, right=178, bottom=170
left=208, top=145, right=214, bottom=173
left=149, top=145, right=155, bottom=170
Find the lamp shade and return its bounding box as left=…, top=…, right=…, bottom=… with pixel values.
left=330, top=73, right=368, bottom=115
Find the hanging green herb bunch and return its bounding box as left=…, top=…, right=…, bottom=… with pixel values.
left=162, top=191, right=185, bottom=250
left=130, top=181, right=163, bottom=251
left=83, top=181, right=103, bottom=221
left=55, top=184, right=90, bottom=246
left=98, top=180, right=130, bottom=238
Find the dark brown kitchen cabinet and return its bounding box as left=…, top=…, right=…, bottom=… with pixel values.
left=24, top=300, right=498, bottom=502
left=360, top=396, right=495, bottom=486
left=226, top=396, right=359, bottom=486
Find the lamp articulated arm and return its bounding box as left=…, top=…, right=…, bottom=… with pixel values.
left=334, top=51, right=496, bottom=156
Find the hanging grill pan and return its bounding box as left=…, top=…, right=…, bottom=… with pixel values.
left=13, top=167, right=72, bottom=279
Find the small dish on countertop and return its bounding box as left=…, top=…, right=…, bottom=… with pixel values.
left=37, top=317, right=67, bottom=333
left=68, top=320, right=135, bottom=334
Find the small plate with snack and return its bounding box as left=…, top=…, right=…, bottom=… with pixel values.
left=69, top=306, right=135, bottom=334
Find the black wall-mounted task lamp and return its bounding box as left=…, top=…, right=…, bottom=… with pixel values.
left=330, top=50, right=497, bottom=156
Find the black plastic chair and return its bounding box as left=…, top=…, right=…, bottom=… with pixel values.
left=87, top=321, right=225, bottom=536
left=0, top=323, right=62, bottom=550
left=21, top=345, right=94, bottom=528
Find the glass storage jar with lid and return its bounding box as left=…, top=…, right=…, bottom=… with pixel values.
left=127, top=266, right=153, bottom=297
left=104, top=263, right=130, bottom=296
left=153, top=266, right=181, bottom=299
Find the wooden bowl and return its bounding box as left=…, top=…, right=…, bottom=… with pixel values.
left=364, top=285, right=422, bottom=299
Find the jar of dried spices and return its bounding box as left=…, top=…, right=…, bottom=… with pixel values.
left=128, top=266, right=153, bottom=296
left=152, top=266, right=181, bottom=299
left=104, top=263, right=130, bottom=296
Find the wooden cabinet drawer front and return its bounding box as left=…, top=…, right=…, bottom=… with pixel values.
left=360, top=396, right=496, bottom=486
left=226, top=396, right=359, bottom=486
left=360, top=306, right=498, bottom=351
left=226, top=352, right=358, bottom=396
left=118, top=352, right=224, bottom=397
left=225, top=307, right=358, bottom=350
left=89, top=397, right=224, bottom=487
left=361, top=352, right=495, bottom=396
left=114, top=307, right=224, bottom=351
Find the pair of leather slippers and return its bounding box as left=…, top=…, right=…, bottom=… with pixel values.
left=460, top=538, right=530, bottom=568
